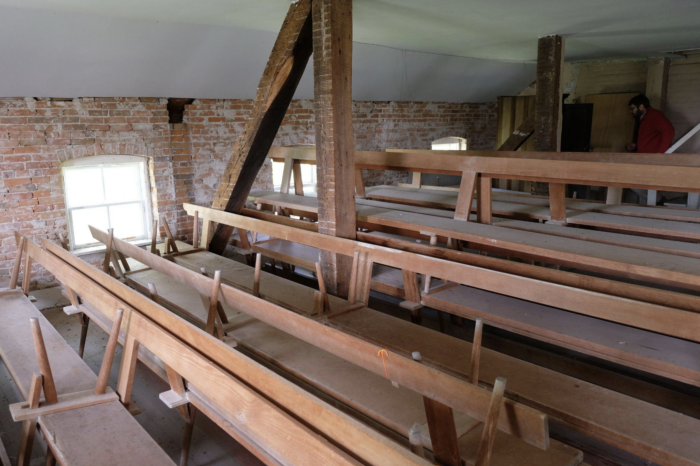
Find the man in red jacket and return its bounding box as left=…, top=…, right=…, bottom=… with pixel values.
left=626, top=94, right=675, bottom=153
left=626, top=94, right=676, bottom=205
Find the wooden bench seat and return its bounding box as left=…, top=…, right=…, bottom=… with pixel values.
left=121, top=265, right=582, bottom=466
left=122, top=246, right=700, bottom=466
left=357, top=197, right=700, bottom=259
left=330, top=308, right=700, bottom=466
left=365, top=185, right=700, bottom=234
left=0, top=289, right=174, bottom=466
left=371, top=264, right=700, bottom=387
left=248, top=190, right=700, bottom=291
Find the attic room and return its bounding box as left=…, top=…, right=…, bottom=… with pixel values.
left=1, top=1, right=700, bottom=465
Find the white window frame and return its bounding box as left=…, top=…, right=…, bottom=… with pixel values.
left=62, top=155, right=153, bottom=250
left=272, top=161, right=318, bottom=194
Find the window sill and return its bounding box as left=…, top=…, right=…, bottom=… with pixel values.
left=71, top=239, right=157, bottom=257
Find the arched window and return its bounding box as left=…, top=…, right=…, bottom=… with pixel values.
left=62, top=155, right=153, bottom=249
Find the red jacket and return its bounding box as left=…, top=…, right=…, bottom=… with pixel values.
left=637, top=108, right=675, bottom=153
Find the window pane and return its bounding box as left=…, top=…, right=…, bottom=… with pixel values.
left=272, top=161, right=285, bottom=191
left=110, top=203, right=145, bottom=240
left=64, top=167, right=105, bottom=208
left=71, top=207, right=109, bottom=246
left=104, top=164, right=142, bottom=204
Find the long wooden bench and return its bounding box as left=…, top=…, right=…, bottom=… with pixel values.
left=20, top=236, right=429, bottom=466
left=123, top=263, right=583, bottom=466
left=0, top=289, right=174, bottom=466
left=237, top=232, right=700, bottom=388
left=248, top=190, right=700, bottom=292
left=366, top=185, right=700, bottom=233
left=357, top=196, right=700, bottom=260
left=114, top=235, right=700, bottom=466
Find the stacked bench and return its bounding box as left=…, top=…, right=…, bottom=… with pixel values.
left=0, top=289, right=174, bottom=466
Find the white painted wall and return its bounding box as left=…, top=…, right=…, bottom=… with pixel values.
left=0, top=6, right=535, bottom=102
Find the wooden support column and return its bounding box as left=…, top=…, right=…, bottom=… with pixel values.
left=312, top=0, right=356, bottom=297
left=533, top=35, right=566, bottom=223
left=208, top=0, right=313, bottom=254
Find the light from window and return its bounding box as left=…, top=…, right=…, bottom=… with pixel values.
left=272, top=161, right=318, bottom=194
left=63, top=161, right=152, bottom=248
left=432, top=137, right=467, bottom=151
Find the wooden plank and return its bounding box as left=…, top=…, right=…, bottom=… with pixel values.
left=32, top=239, right=445, bottom=465
left=359, top=230, right=700, bottom=314
left=84, top=229, right=549, bottom=449
left=497, top=115, right=535, bottom=152
left=370, top=266, right=700, bottom=387
left=268, top=145, right=700, bottom=192
left=182, top=205, right=700, bottom=342
left=423, top=398, right=461, bottom=466
left=331, top=308, right=700, bottom=466
left=9, top=388, right=118, bottom=422
left=477, top=176, right=492, bottom=225
left=454, top=171, right=477, bottom=221
left=312, top=0, right=356, bottom=297
left=208, top=0, right=314, bottom=253
left=246, top=192, right=700, bottom=292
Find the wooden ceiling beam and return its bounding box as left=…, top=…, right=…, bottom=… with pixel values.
left=209, top=0, right=313, bottom=254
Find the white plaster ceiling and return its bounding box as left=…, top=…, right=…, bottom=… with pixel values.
left=0, top=0, right=698, bottom=101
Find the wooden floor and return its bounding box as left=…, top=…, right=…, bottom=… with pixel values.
left=0, top=288, right=263, bottom=466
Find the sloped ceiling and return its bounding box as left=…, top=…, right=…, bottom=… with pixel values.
left=0, top=0, right=698, bottom=101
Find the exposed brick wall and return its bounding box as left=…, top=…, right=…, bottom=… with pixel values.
left=1, top=97, right=497, bottom=289
left=187, top=99, right=498, bottom=201
left=0, top=97, right=187, bottom=289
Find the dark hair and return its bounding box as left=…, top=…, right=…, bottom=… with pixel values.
left=629, top=94, right=651, bottom=108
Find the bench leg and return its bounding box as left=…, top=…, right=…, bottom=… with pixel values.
left=77, top=314, right=90, bottom=359
left=180, top=406, right=196, bottom=466
left=117, top=335, right=140, bottom=410
left=45, top=446, right=56, bottom=466
left=16, top=420, right=37, bottom=466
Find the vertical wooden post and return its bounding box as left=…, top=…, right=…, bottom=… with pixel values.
left=314, top=262, right=331, bottom=313
left=347, top=250, right=360, bottom=305
left=103, top=228, right=115, bottom=274
left=95, top=308, right=124, bottom=395
left=533, top=35, right=565, bottom=218
left=413, top=352, right=460, bottom=466
left=355, top=168, right=366, bottom=197
left=116, top=334, right=140, bottom=409
left=22, top=251, right=32, bottom=296
left=477, top=176, right=493, bottom=225
left=474, top=378, right=507, bottom=466
left=469, top=318, right=484, bottom=385
left=400, top=270, right=423, bottom=324
left=30, top=319, right=58, bottom=404
left=16, top=373, right=43, bottom=466
left=279, top=158, right=294, bottom=194
left=253, top=253, right=262, bottom=298
left=161, top=217, right=179, bottom=253
left=192, top=211, right=199, bottom=249
left=151, top=218, right=159, bottom=254
left=10, top=236, right=25, bottom=289
left=209, top=0, right=314, bottom=253
left=454, top=171, right=477, bottom=221
left=312, top=0, right=356, bottom=297
left=77, top=314, right=90, bottom=359
left=206, top=271, right=222, bottom=336
left=293, top=161, right=305, bottom=196
left=548, top=182, right=567, bottom=224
